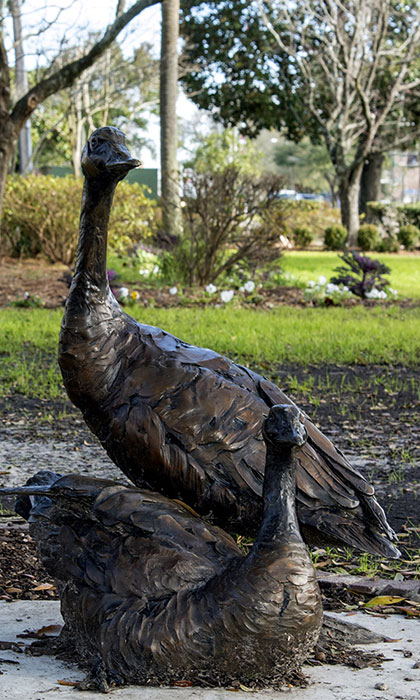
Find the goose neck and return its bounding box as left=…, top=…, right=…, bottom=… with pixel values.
left=74, top=176, right=118, bottom=291
left=258, top=446, right=300, bottom=542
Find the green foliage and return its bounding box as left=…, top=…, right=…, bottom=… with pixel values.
left=292, top=225, right=314, bottom=248
left=273, top=137, right=337, bottom=197
left=357, top=224, right=380, bottom=251
left=186, top=128, right=264, bottom=175
left=367, top=201, right=420, bottom=238
left=272, top=200, right=340, bottom=241
left=375, top=237, right=400, bottom=253
left=1, top=175, right=156, bottom=263
left=30, top=40, right=159, bottom=170
left=324, top=225, right=347, bottom=250
left=10, top=293, right=45, bottom=308
left=398, top=224, right=419, bottom=251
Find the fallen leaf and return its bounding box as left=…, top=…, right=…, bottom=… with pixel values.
left=383, top=637, right=402, bottom=642
left=239, top=684, right=255, bottom=692
left=173, top=680, right=193, bottom=687
left=35, top=624, right=62, bottom=637
left=57, top=680, right=80, bottom=687
left=5, top=587, right=22, bottom=594
left=32, top=583, right=56, bottom=591
left=364, top=596, right=405, bottom=608
left=313, top=561, right=331, bottom=568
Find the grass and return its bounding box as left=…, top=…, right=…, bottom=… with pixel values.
left=1, top=304, right=419, bottom=399
left=108, top=249, right=420, bottom=299
left=281, top=250, right=420, bottom=299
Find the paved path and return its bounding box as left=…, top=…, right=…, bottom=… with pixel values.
left=0, top=603, right=419, bottom=700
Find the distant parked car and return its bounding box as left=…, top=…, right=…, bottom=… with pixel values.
left=277, top=190, right=328, bottom=202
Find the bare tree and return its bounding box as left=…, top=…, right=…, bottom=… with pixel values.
left=257, top=0, right=420, bottom=244
left=160, top=0, right=182, bottom=237
left=0, top=0, right=160, bottom=219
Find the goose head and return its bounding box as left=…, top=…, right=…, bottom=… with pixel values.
left=263, top=404, right=307, bottom=451
left=81, top=126, right=141, bottom=181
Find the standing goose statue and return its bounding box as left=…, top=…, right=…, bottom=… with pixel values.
left=58, top=126, right=399, bottom=559
left=1, top=406, right=323, bottom=690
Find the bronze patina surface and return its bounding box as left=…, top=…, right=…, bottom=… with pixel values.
left=58, top=126, right=399, bottom=558
left=0, top=406, right=322, bottom=690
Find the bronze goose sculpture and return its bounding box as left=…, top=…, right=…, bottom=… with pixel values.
left=58, top=126, right=399, bottom=558
left=2, top=405, right=322, bottom=690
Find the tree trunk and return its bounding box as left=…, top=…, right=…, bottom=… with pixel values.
left=10, top=0, right=32, bottom=174
left=160, top=0, right=182, bottom=237
left=338, top=164, right=363, bottom=247
left=359, top=153, right=384, bottom=218
left=0, top=35, right=18, bottom=224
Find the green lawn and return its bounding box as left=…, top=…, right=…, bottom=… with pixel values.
left=1, top=305, right=419, bottom=399
left=281, top=251, right=420, bottom=299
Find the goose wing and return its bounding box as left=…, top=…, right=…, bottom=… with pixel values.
left=99, top=323, right=398, bottom=557
left=21, top=474, right=242, bottom=602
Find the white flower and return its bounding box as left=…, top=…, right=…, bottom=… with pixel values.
left=389, top=287, right=398, bottom=296
left=341, top=285, right=349, bottom=292
left=119, top=286, right=129, bottom=299
left=239, top=286, right=245, bottom=292
left=279, top=234, right=292, bottom=248
left=318, top=275, right=327, bottom=285
left=244, top=280, right=255, bottom=293
left=220, top=290, right=234, bottom=303
left=365, top=287, right=386, bottom=299
left=153, top=265, right=159, bottom=275
left=307, top=280, right=316, bottom=288
left=169, top=286, right=178, bottom=296
left=139, top=268, right=150, bottom=277
left=205, top=283, right=217, bottom=294
left=326, top=283, right=339, bottom=294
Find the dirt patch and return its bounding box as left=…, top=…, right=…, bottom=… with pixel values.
left=0, top=364, right=419, bottom=604
left=0, top=258, right=69, bottom=308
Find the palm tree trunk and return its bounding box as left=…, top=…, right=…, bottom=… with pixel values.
left=160, top=0, right=182, bottom=237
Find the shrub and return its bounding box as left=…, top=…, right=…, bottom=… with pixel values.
left=324, top=224, right=347, bottom=250
left=177, top=167, right=285, bottom=285
left=357, top=224, right=379, bottom=251
left=1, top=175, right=156, bottom=264
left=398, top=224, right=419, bottom=251
left=292, top=225, right=314, bottom=248
left=331, top=251, right=391, bottom=299
left=367, top=201, right=420, bottom=242
left=375, top=237, right=400, bottom=253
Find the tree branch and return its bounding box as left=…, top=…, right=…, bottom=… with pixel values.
left=10, top=0, right=161, bottom=129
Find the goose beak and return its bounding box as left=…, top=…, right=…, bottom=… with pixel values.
left=106, top=143, right=141, bottom=174
left=81, top=129, right=141, bottom=179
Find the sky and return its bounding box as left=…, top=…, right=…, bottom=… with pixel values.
left=6, top=0, right=202, bottom=168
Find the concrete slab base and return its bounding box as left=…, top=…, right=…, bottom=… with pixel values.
left=0, top=601, right=419, bottom=699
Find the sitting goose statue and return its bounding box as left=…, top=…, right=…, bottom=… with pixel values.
left=58, top=125, right=399, bottom=558
left=2, top=405, right=322, bottom=691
